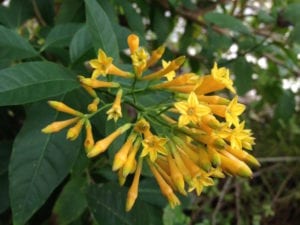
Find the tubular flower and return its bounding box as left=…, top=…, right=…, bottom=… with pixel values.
left=162, top=60, right=176, bottom=81
left=174, top=92, right=211, bottom=127
left=211, top=62, right=236, bottom=94
left=106, top=89, right=123, bottom=122
left=42, top=117, right=79, bottom=133
left=89, top=49, right=113, bottom=78
left=225, top=96, right=245, bottom=127
left=141, top=135, right=168, bottom=162
left=43, top=33, right=258, bottom=211
left=67, top=119, right=85, bottom=141
left=87, top=123, right=132, bottom=158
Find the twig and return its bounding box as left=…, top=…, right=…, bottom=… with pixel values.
left=235, top=180, right=241, bottom=225
left=272, top=168, right=295, bottom=205
left=257, top=156, right=300, bottom=163
left=211, top=177, right=233, bottom=225
left=32, top=0, right=47, bottom=26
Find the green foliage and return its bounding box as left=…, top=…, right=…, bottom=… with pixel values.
left=0, top=0, right=299, bottom=225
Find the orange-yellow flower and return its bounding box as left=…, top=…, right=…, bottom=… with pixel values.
left=174, top=92, right=211, bottom=127
left=162, top=60, right=176, bottom=81
left=48, top=101, right=83, bottom=117
left=90, top=49, right=113, bottom=78
left=141, top=135, right=168, bottom=162
left=41, top=117, right=79, bottom=133
left=66, top=119, right=85, bottom=141
left=113, top=132, right=137, bottom=171
left=106, top=89, right=123, bottom=122
left=226, top=96, right=245, bottom=127
left=126, top=158, right=143, bottom=211
left=148, top=162, right=180, bottom=208
left=131, top=47, right=149, bottom=77
left=84, top=120, right=94, bottom=153
left=87, top=123, right=132, bottom=158
left=211, top=62, right=236, bottom=94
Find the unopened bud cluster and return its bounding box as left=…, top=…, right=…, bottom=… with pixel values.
left=42, top=34, right=258, bottom=211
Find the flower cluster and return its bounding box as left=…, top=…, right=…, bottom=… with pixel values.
left=42, top=34, right=258, bottom=211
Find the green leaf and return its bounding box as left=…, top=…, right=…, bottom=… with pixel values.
left=0, top=25, right=38, bottom=61
left=55, top=0, right=85, bottom=24
left=85, top=0, right=119, bottom=61
left=274, top=90, right=295, bottom=122
left=163, top=205, right=190, bottom=225
left=116, top=0, right=145, bottom=35
left=35, top=0, right=55, bottom=26
left=232, top=58, right=253, bottom=95
left=87, top=183, right=163, bottom=225
left=9, top=100, right=82, bottom=225
left=42, top=23, right=82, bottom=50
left=69, top=25, right=93, bottom=63
left=204, top=12, right=250, bottom=34
left=0, top=141, right=12, bottom=213
left=53, top=177, right=87, bottom=225
left=0, top=61, right=79, bottom=106
left=289, top=23, right=300, bottom=44
left=151, top=6, right=174, bottom=44
left=0, top=0, right=34, bottom=28
left=284, top=3, right=300, bottom=24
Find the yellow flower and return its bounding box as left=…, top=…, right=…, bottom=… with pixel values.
left=79, top=76, right=119, bottom=89
left=126, top=158, right=143, bottom=211
left=87, top=123, right=132, bottom=158
left=106, top=89, right=123, bottom=122
left=113, top=132, right=137, bottom=171
left=48, top=101, right=83, bottom=117
left=142, top=56, right=185, bottom=81
left=141, top=135, right=168, bottom=162
left=127, top=34, right=139, bottom=54
left=148, top=162, right=180, bottom=208
left=162, top=60, right=176, bottom=81
left=88, top=97, right=100, bottom=113
left=147, top=46, right=165, bottom=68
left=84, top=120, right=94, bottom=153
left=66, top=119, right=85, bottom=141
left=131, top=47, right=149, bottom=77
left=167, top=154, right=186, bottom=195
left=174, top=92, right=211, bottom=127
left=226, top=96, right=245, bottom=127
left=211, top=62, right=236, bottom=93
left=41, top=117, right=79, bottom=133
left=90, top=49, right=113, bottom=78
left=134, top=118, right=150, bottom=134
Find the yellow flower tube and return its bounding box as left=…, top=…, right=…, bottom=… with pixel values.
left=87, top=123, right=132, bottom=158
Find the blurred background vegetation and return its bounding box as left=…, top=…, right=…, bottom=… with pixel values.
left=1, top=0, right=300, bottom=224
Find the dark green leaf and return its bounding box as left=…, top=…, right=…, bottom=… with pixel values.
left=274, top=90, right=295, bottom=122
left=151, top=6, right=174, bottom=44
left=0, top=25, right=38, bottom=61
left=55, top=0, right=85, bottom=24
left=69, top=25, right=93, bottom=63
left=232, top=58, right=253, bottom=95
left=289, top=23, right=300, bottom=44
left=284, top=3, right=300, bottom=24
left=35, top=0, right=55, bottom=26
left=0, top=141, right=12, bottom=213
left=116, top=0, right=145, bottom=35
left=9, top=100, right=82, bottom=225
left=87, top=183, right=163, bottom=225
left=163, top=205, right=190, bottom=225
left=53, top=177, right=87, bottom=225
left=85, top=0, right=119, bottom=61
left=42, top=23, right=82, bottom=50
left=0, top=0, right=33, bottom=28
left=204, top=12, right=250, bottom=34
left=0, top=61, right=79, bottom=106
